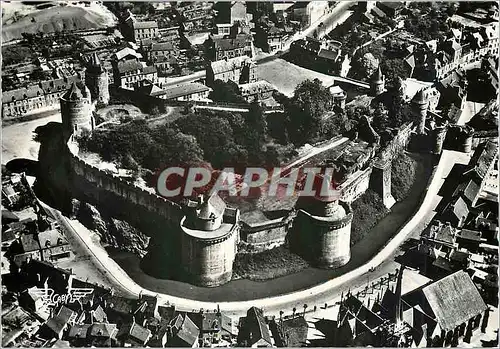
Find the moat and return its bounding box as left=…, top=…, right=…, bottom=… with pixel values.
left=108, top=153, right=433, bottom=301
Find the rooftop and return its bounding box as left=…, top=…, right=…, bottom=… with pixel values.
left=134, top=21, right=158, bottom=30
left=422, top=270, right=487, bottom=331
left=161, top=82, right=211, bottom=99
left=210, top=55, right=252, bottom=75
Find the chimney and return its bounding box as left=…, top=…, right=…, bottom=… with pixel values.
left=198, top=194, right=205, bottom=206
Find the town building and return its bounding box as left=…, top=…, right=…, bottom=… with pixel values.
left=289, top=1, right=329, bottom=27
left=135, top=80, right=212, bottom=102
left=2, top=75, right=80, bottom=119
left=120, top=10, right=159, bottom=43
left=112, top=59, right=158, bottom=89
left=143, top=41, right=179, bottom=63
left=481, top=55, right=499, bottom=90
left=204, top=34, right=253, bottom=61
left=237, top=307, right=273, bottom=347
left=239, top=80, right=275, bottom=103
left=206, top=55, right=256, bottom=86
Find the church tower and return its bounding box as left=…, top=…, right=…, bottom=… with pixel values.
left=412, top=88, right=429, bottom=134
left=370, top=66, right=386, bottom=96
left=85, top=52, right=109, bottom=106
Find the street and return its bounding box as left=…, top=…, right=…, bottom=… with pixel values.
left=41, top=147, right=472, bottom=319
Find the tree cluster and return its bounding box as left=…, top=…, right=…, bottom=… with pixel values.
left=281, top=79, right=353, bottom=145
left=403, top=2, right=455, bottom=41
left=78, top=101, right=274, bottom=177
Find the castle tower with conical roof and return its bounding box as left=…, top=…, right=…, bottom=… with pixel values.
left=60, top=82, right=93, bottom=141
left=84, top=52, right=109, bottom=106
left=412, top=88, right=429, bottom=134
left=370, top=66, right=385, bottom=96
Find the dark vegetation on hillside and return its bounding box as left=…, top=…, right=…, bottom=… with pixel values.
left=391, top=152, right=418, bottom=201
left=233, top=245, right=309, bottom=281
left=351, top=189, right=389, bottom=246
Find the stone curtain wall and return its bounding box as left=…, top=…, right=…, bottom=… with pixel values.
left=378, top=122, right=414, bottom=162
left=67, top=140, right=183, bottom=230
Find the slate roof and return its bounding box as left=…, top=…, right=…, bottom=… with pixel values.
left=46, top=306, right=75, bottom=336
left=116, top=60, right=144, bottom=74
left=68, top=324, right=91, bottom=339
left=62, top=82, right=89, bottom=101
left=115, top=47, right=143, bottom=61
left=90, top=323, right=117, bottom=338
left=40, top=75, right=80, bottom=95
left=422, top=270, right=487, bottom=331
left=210, top=55, right=252, bottom=75
left=175, top=315, right=200, bottom=347
left=161, top=82, right=211, bottom=99
left=134, top=21, right=158, bottom=30
left=118, top=321, right=151, bottom=344
left=151, top=41, right=175, bottom=51
left=198, top=193, right=226, bottom=220
left=442, top=196, right=469, bottom=225
left=38, top=229, right=68, bottom=249
left=422, top=222, right=456, bottom=245
left=452, top=179, right=480, bottom=205
left=93, top=305, right=107, bottom=323
left=457, top=229, right=482, bottom=242
left=243, top=307, right=272, bottom=346
left=214, top=36, right=248, bottom=51
left=20, top=234, right=40, bottom=252
left=467, top=141, right=497, bottom=181
left=2, top=85, right=44, bottom=103
left=318, top=47, right=340, bottom=61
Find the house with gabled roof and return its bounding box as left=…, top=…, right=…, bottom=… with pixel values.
left=237, top=306, right=273, bottom=347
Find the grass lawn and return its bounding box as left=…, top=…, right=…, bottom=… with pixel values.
left=256, top=58, right=335, bottom=97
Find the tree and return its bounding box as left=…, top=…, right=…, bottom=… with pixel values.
left=381, top=58, right=410, bottom=86
left=303, top=304, right=308, bottom=316
left=292, top=307, right=296, bottom=317
left=285, top=79, right=333, bottom=145
left=351, top=52, right=380, bottom=81
left=371, top=102, right=390, bottom=133
left=209, top=80, right=247, bottom=104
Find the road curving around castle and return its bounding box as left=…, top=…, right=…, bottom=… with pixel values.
left=44, top=149, right=471, bottom=317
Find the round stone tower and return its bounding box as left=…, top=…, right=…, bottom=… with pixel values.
left=412, top=88, right=429, bottom=135
left=370, top=66, right=385, bottom=96
left=60, top=82, right=93, bottom=142
left=291, top=193, right=353, bottom=269
left=180, top=194, right=239, bottom=287
left=84, top=52, right=109, bottom=106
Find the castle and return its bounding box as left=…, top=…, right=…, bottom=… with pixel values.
left=53, top=64, right=447, bottom=288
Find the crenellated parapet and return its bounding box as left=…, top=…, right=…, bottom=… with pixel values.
left=66, top=138, right=183, bottom=222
